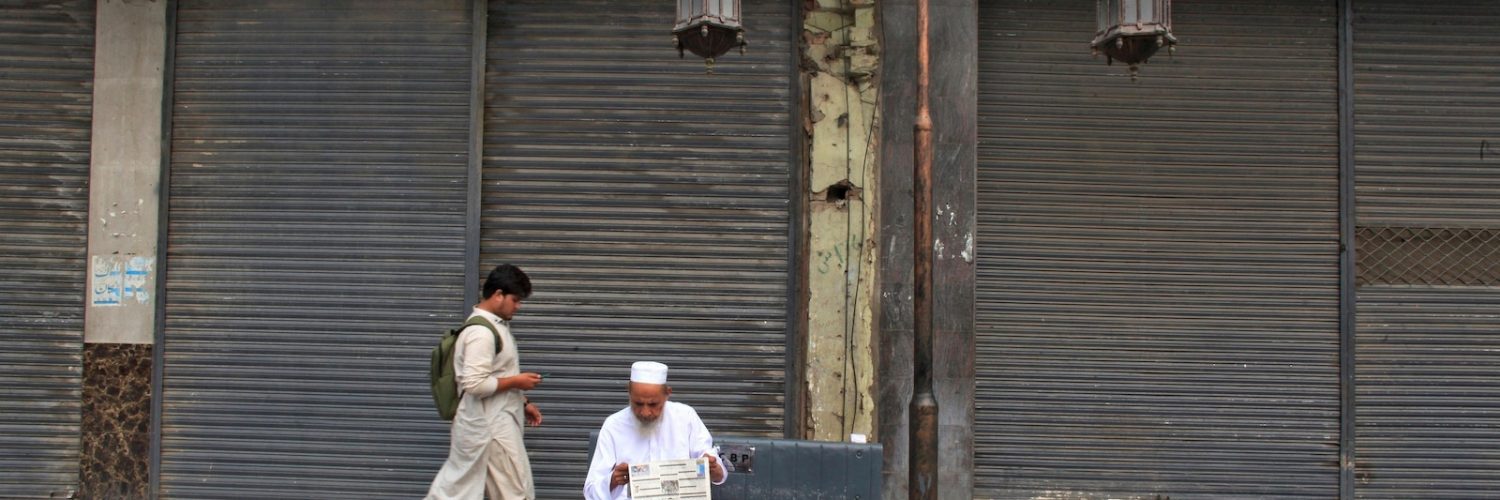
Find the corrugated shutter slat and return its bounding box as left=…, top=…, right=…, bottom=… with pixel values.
left=0, top=0, right=92, bottom=496
left=1353, top=2, right=1500, bottom=498
left=160, top=1, right=472, bottom=498
left=482, top=0, right=793, bottom=497
left=976, top=0, right=1340, bottom=497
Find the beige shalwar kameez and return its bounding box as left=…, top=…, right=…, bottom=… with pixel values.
left=425, top=308, right=534, bottom=500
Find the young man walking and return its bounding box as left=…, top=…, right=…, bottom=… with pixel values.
left=427, top=264, right=545, bottom=500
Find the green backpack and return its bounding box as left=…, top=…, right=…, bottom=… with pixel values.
left=430, top=316, right=502, bottom=421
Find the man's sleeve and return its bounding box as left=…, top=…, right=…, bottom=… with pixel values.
left=687, top=408, right=728, bottom=485
left=455, top=325, right=498, bottom=397
left=583, top=426, right=622, bottom=500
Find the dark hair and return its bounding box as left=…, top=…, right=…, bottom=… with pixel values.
left=483, top=264, right=532, bottom=300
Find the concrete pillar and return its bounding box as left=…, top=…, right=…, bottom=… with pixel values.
left=81, top=0, right=167, bottom=497
left=802, top=0, right=881, bottom=443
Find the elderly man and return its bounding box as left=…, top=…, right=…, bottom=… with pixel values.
left=583, top=361, right=728, bottom=499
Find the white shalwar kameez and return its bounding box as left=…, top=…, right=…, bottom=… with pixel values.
left=583, top=401, right=729, bottom=500
left=425, top=308, right=534, bottom=500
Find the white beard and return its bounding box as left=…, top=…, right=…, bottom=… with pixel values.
left=635, top=415, right=660, bottom=434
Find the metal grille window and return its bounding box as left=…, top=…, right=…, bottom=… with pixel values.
left=1356, top=227, right=1500, bottom=286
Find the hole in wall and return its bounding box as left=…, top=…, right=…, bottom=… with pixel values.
left=826, top=180, right=855, bottom=203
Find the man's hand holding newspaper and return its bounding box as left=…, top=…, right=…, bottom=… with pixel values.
left=626, top=456, right=714, bottom=500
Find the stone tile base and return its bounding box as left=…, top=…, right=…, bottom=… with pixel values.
left=80, top=343, right=151, bottom=499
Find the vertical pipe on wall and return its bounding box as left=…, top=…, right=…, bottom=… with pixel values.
left=1337, top=0, right=1357, bottom=498
left=909, top=0, right=938, bottom=495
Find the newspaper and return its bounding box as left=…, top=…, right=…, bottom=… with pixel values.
left=627, top=457, right=712, bottom=500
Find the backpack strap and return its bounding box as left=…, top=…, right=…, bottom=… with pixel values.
left=463, top=316, right=502, bottom=353
left=453, top=317, right=504, bottom=404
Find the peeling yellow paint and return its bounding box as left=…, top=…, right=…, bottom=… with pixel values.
left=802, top=0, right=880, bottom=444
left=805, top=11, right=846, bottom=34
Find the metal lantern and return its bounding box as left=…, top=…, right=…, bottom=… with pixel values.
left=674, top=0, right=746, bottom=72
left=1091, top=0, right=1176, bottom=79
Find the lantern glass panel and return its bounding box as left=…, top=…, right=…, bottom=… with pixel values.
left=676, top=0, right=742, bottom=31
left=1097, top=0, right=1110, bottom=32
left=676, top=0, right=695, bottom=27
left=1097, top=0, right=1106, bottom=33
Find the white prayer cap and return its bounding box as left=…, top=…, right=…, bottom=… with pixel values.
left=630, top=361, right=669, bottom=385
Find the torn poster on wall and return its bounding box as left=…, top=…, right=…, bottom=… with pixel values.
left=91, top=255, right=155, bottom=307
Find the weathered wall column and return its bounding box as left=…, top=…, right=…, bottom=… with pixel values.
left=802, top=0, right=881, bottom=442
left=876, top=0, right=975, bottom=496
left=81, top=0, right=167, bottom=497
left=926, top=0, right=976, bottom=494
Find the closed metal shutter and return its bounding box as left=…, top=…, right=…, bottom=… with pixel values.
left=975, top=0, right=1340, bottom=497
left=0, top=0, right=92, bottom=496
left=160, top=1, right=472, bottom=497
left=1352, top=2, right=1500, bottom=498
left=1354, top=290, right=1500, bottom=498
left=482, top=0, right=794, bottom=496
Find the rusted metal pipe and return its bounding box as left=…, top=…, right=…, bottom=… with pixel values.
left=909, top=0, right=938, bottom=495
